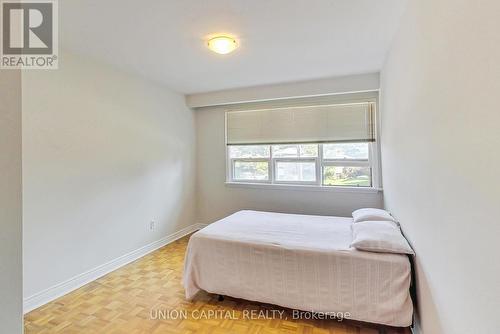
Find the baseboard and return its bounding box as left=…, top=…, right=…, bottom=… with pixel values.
left=23, top=223, right=207, bottom=314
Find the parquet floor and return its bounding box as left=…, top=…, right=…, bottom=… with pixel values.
left=25, top=234, right=411, bottom=334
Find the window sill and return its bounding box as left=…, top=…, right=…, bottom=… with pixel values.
left=225, top=182, right=383, bottom=193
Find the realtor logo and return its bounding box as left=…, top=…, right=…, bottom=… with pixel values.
left=1, top=0, right=58, bottom=69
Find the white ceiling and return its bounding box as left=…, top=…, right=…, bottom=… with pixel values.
left=60, top=0, right=407, bottom=94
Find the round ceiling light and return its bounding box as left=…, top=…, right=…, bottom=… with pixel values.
left=207, top=35, right=238, bottom=55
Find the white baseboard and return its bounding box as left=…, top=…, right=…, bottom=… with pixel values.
left=23, top=223, right=207, bottom=314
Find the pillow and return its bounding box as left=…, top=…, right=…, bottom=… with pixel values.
left=350, top=221, right=414, bottom=255
left=352, top=208, right=397, bottom=223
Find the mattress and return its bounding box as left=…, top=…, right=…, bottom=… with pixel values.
left=183, top=210, right=413, bottom=327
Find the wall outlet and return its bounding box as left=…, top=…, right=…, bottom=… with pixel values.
left=149, top=221, right=155, bottom=231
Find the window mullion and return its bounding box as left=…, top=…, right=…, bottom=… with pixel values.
left=317, top=143, right=323, bottom=186
left=269, top=145, right=274, bottom=183
left=227, top=145, right=231, bottom=181
left=322, top=160, right=370, bottom=167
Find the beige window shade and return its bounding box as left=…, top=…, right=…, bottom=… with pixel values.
left=226, top=102, right=375, bottom=145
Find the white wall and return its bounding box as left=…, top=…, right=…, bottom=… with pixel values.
left=186, top=73, right=379, bottom=108
left=195, top=105, right=383, bottom=225
left=0, top=70, right=23, bottom=333
left=380, top=1, right=500, bottom=333
left=22, top=51, right=196, bottom=301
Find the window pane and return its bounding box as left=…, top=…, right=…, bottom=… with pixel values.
left=229, top=145, right=270, bottom=158
left=323, top=143, right=369, bottom=160
left=233, top=161, right=269, bottom=181
left=272, top=145, right=298, bottom=158
left=272, top=144, right=318, bottom=158
left=323, top=166, right=371, bottom=187
left=299, top=144, right=318, bottom=157
left=276, top=161, right=316, bottom=182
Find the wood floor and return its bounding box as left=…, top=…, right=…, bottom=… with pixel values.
left=25, top=234, right=411, bottom=334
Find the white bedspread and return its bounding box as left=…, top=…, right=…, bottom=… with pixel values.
left=183, top=210, right=413, bottom=327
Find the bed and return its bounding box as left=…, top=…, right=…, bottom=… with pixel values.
left=183, top=210, right=413, bottom=327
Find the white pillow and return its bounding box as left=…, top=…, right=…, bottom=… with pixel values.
left=350, top=221, right=414, bottom=255
left=352, top=208, right=397, bottom=223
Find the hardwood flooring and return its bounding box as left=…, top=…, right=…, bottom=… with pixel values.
left=25, top=234, right=411, bottom=334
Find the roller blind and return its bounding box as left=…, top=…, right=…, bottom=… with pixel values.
left=226, top=102, right=375, bottom=145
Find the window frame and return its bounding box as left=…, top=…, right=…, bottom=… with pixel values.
left=230, top=158, right=271, bottom=183
left=227, top=142, right=379, bottom=189
left=320, top=142, right=373, bottom=187
left=273, top=157, right=319, bottom=185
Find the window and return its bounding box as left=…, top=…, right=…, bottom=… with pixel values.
left=229, top=145, right=270, bottom=182
left=225, top=99, right=379, bottom=189
left=322, top=143, right=372, bottom=187
left=228, top=142, right=376, bottom=187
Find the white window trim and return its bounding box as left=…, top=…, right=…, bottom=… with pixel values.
left=273, top=158, right=319, bottom=185
left=230, top=158, right=271, bottom=183
left=226, top=142, right=381, bottom=190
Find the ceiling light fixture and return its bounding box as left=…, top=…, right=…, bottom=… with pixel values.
left=207, top=35, right=238, bottom=55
